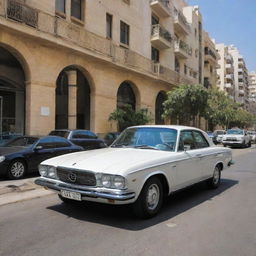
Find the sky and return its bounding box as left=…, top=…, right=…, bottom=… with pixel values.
left=186, top=0, right=256, bottom=72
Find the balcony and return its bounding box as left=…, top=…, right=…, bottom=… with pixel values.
left=150, top=0, right=171, bottom=17
left=238, top=75, right=244, bottom=80
left=151, top=24, right=172, bottom=49
left=173, top=7, right=190, bottom=35
left=239, top=90, right=245, bottom=95
left=225, top=83, right=232, bottom=88
left=174, top=39, right=192, bottom=59
left=225, top=63, right=233, bottom=72
left=225, top=74, right=234, bottom=80
left=204, top=47, right=217, bottom=63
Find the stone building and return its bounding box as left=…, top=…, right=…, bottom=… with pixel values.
left=0, top=0, right=206, bottom=136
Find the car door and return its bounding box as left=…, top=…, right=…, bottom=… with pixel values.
left=172, top=130, right=204, bottom=190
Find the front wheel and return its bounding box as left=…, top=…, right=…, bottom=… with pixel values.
left=132, top=177, right=163, bottom=219
left=7, top=160, right=27, bottom=179
left=207, top=165, right=221, bottom=189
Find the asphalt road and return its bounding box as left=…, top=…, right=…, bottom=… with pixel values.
left=0, top=146, right=256, bottom=256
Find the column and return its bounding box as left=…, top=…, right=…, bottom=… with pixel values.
left=67, top=70, right=77, bottom=129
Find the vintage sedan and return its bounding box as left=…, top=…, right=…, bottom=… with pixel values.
left=35, top=126, right=233, bottom=218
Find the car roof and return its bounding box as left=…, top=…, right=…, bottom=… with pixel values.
left=127, top=125, right=205, bottom=132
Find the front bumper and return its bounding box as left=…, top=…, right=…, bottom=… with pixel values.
left=222, top=141, right=244, bottom=147
left=35, top=177, right=136, bottom=204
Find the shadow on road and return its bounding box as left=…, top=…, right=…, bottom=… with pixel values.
left=47, top=178, right=238, bottom=231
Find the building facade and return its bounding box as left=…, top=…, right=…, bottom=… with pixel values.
left=0, top=0, right=206, bottom=136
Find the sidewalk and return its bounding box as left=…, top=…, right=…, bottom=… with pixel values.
left=0, top=177, right=54, bottom=207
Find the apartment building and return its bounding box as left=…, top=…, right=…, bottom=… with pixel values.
left=248, top=71, right=256, bottom=102
left=216, top=43, right=235, bottom=99
left=203, top=32, right=219, bottom=88
left=228, top=45, right=249, bottom=110
left=0, top=0, right=204, bottom=136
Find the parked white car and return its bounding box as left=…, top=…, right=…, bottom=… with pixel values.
left=222, top=129, right=251, bottom=148
left=35, top=125, right=233, bottom=218
left=247, top=131, right=256, bottom=143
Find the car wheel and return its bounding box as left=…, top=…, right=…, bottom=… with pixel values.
left=207, top=165, right=221, bottom=189
left=132, top=177, right=163, bottom=219
left=7, top=159, right=27, bottom=179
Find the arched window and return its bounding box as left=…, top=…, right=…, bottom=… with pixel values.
left=155, top=91, right=166, bottom=125
left=117, top=82, right=136, bottom=110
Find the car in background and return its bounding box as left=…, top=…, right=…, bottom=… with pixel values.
left=206, top=131, right=214, bottom=142
left=49, top=129, right=106, bottom=150
left=213, top=130, right=226, bottom=144
left=36, top=125, right=233, bottom=218
left=247, top=131, right=256, bottom=143
left=222, top=129, right=251, bottom=148
left=0, top=136, right=83, bottom=179
left=98, top=132, right=120, bottom=146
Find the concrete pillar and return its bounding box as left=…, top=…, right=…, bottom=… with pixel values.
left=67, top=70, right=77, bottom=130
left=15, top=91, right=24, bottom=134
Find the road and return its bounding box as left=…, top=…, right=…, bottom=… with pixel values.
left=0, top=146, right=256, bottom=256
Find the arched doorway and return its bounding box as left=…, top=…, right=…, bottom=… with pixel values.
left=117, top=81, right=136, bottom=110
left=55, top=67, right=91, bottom=130
left=0, top=46, right=25, bottom=137
left=155, top=91, right=166, bottom=125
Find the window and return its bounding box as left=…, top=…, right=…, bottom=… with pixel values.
left=151, top=47, right=160, bottom=63
left=71, top=0, right=82, bottom=20
left=37, top=137, right=56, bottom=149
left=192, top=131, right=209, bottom=148
left=120, top=21, right=129, bottom=46
left=184, top=65, right=187, bottom=75
left=179, top=131, right=196, bottom=151
left=106, top=13, right=113, bottom=39
left=72, top=131, right=97, bottom=139
left=56, top=0, right=65, bottom=13
left=52, top=137, right=71, bottom=148
left=151, top=15, right=159, bottom=25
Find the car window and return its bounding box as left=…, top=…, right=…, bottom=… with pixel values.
left=49, top=130, right=70, bottom=138
left=72, top=131, right=97, bottom=139
left=192, top=131, right=209, bottom=149
left=178, top=131, right=196, bottom=151
left=52, top=137, right=72, bottom=148
left=37, top=137, right=56, bottom=149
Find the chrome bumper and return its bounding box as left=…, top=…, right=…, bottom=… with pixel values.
left=35, top=177, right=135, bottom=201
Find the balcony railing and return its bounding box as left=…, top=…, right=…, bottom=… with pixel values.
left=173, top=7, right=190, bottom=34
left=174, top=39, right=192, bottom=58
left=204, top=47, right=217, bottom=60
left=149, top=0, right=171, bottom=17
left=6, top=0, right=38, bottom=28
left=151, top=24, right=172, bottom=49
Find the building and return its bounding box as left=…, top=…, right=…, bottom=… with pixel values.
left=203, top=32, right=219, bottom=89
left=248, top=71, right=256, bottom=103
left=216, top=43, right=235, bottom=99
left=0, top=0, right=206, bottom=136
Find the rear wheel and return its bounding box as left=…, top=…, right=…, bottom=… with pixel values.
left=207, top=165, right=221, bottom=189
left=132, top=177, right=163, bottom=219
left=7, top=160, right=27, bottom=179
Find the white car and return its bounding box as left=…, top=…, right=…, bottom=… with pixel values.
left=35, top=125, right=233, bottom=218
left=247, top=131, right=256, bottom=143
left=222, top=129, right=251, bottom=148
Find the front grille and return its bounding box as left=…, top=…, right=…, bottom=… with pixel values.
left=56, top=167, right=96, bottom=186
left=225, top=137, right=237, bottom=141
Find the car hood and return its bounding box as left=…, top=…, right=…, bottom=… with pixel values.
left=0, top=146, right=26, bottom=156
left=41, top=147, right=177, bottom=176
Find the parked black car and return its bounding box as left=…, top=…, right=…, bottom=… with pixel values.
left=98, top=132, right=120, bottom=146
left=0, top=136, right=83, bottom=179
left=49, top=129, right=106, bottom=150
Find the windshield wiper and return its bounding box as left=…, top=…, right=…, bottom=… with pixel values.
left=111, top=143, right=129, bottom=148
left=133, top=145, right=158, bottom=150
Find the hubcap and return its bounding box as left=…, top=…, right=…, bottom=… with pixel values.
left=146, top=184, right=160, bottom=210
left=213, top=167, right=220, bottom=185
left=11, top=162, right=25, bottom=178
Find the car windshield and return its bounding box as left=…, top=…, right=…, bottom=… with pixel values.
left=111, top=127, right=177, bottom=151
left=49, top=130, right=69, bottom=138
left=3, top=137, right=39, bottom=147
left=227, top=129, right=243, bottom=135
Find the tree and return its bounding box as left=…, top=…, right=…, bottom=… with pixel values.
left=162, top=84, right=208, bottom=125
left=109, top=104, right=152, bottom=131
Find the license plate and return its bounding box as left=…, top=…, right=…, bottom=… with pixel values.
left=60, top=190, right=81, bottom=201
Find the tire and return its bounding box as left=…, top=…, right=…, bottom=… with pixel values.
left=223, top=144, right=227, bottom=147
left=207, top=165, right=221, bottom=189
left=248, top=141, right=251, bottom=148
left=7, top=159, right=27, bottom=179
left=132, top=177, right=163, bottom=219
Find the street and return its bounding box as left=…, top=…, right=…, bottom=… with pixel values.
left=0, top=146, right=256, bottom=256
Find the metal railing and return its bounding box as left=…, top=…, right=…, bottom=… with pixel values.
left=151, top=24, right=172, bottom=43
left=173, top=7, right=190, bottom=32
left=204, top=47, right=217, bottom=60
left=175, top=39, right=192, bottom=56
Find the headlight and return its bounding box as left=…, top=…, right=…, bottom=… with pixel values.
left=102, top=174, right=112, bottom=188
left=96, top=173, right=126, bottom=189
left=39, top=165, right=48, bottom=177
left=48, top=166, right=57, bottom=179
left=0, top=156, right=5, bottom=163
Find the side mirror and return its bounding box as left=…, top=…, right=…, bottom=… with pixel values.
left=34, top=145, right=43, bottom=151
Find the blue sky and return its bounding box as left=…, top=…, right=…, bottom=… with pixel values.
left=186, top=0, right=256, bottom=71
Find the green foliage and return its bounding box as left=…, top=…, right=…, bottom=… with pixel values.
left=162, top=84, right=208, bottom=124
left=109, top=104, right=152, bottom=131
